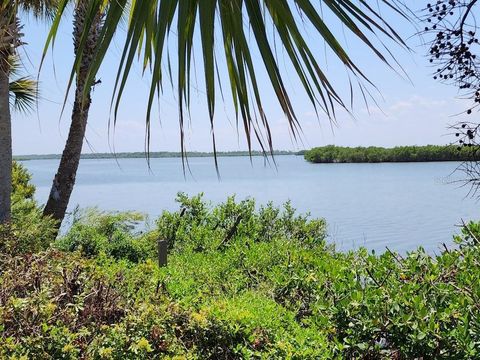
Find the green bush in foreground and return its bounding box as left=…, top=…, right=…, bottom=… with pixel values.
left=55, top=208, right=151, bottom=262
left=0, top=162, right=56, bottom=256
left=1, top=194, right=480, bottom=358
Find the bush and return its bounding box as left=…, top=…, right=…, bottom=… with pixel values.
left=11, top=161, right=35, bottom=201
left=55, top=209, right=154, bottom=262
left=56, top=194, right=326, bottom=263
left=0, top=162, right=57, bottom=255
left=3, top=195, right=480, bottom=358
left=156, top=193, right=327, bottom=253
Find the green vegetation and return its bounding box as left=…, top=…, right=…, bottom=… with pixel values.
left=304, top=145, right=478, bottom=163
left=1, top=166, right=480, bottom=358
left=14, top=151, right=301, bottom=162
left=2, top=162, right=56, bottom=255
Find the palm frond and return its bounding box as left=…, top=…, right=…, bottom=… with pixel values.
left=44, top=0, right=410, bottom=161
left=18, top=0, right=59, bottom=19
left=7, top=54, right=24, bottom=77
left=9, top=76, right=38, bottom=113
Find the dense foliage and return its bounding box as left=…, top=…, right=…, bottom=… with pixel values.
left=1, top=189, right=480, bottom=358
left=304, top=145, right=478, bottom=163
left=0, top=162, right=56, bottom=255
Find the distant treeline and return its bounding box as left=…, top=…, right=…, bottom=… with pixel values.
left=304, top=145, right=479, bottom=163
left=14, top=150, right=302, bottom=161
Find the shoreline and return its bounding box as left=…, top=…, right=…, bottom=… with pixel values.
left=14, top=150, right=302, bottom=161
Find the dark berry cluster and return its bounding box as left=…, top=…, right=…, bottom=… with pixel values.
left=425, top=1, right=480, bottom=102
left=452, top=123, right=480, bottom=147
left=424, top=0, right=480, bottom=151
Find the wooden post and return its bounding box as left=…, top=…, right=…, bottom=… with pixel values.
left=158, top=239, right=168, bottom=267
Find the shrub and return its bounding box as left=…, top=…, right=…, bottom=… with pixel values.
left=454, top=220, right=480, bottom=247
left=55, top=209, right=153, bottom=262
left=156, top=193, right=327, bottom=253
left=11, top=161, right=35, bottom=201
left=3, top=195, right=480, bottom=358
left=0, top=162, right=57, bottom=255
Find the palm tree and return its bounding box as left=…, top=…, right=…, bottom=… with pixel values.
left=0, top=0, right=56, bottom=224
left=43, top=0, right=410, bottom=227
left=43, top=0, right=105, bottom=226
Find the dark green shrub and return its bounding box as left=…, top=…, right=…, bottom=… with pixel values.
left=304, top=145, right=478, bottom=163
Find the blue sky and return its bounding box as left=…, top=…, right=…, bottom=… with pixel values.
left=11, top=1, right=473, bottom=155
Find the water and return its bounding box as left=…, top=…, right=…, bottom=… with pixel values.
left=22, top=155, right=480, bottom=253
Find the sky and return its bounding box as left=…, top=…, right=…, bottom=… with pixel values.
left=11, top=1, right=474, bottom=155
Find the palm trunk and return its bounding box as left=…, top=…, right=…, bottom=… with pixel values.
left=0, top=59, right=12, bottom=224
left=42, top=72, right=92, bottom=224
left=0, top=11, right=18, bottom=225
left=43, top=2, right=102, bottom=228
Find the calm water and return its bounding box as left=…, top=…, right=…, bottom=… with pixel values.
left=22, top=155, right=480, bottom=253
